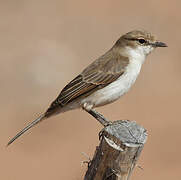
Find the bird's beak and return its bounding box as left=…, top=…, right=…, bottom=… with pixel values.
left=153, top=41, right=168, bottom=47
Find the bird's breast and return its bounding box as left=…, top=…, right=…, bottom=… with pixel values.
left=81, top=60, right=142, bottom=107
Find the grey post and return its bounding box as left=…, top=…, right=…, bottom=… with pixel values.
left=84, top=118, right=147, bottom=180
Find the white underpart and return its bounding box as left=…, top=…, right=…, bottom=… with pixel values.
left=81, top=45, right=154, bottom=108
left=58, top=45, right=154, bottom=113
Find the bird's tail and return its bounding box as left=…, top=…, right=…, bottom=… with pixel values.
left=7, top=113, right=47, bottom=146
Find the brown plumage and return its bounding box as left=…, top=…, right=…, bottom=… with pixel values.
left=7, top=30, right=167, bottom=146
left=46, top=49, right=129, bottom=117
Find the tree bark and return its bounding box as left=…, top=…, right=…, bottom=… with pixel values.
left=84, top=120, right=147, bottom=180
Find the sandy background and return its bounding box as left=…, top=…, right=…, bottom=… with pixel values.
left=1, top=0, right=181, bottom=179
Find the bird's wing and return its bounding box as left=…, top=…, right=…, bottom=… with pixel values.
left=46, top=53, right=129, bottom=115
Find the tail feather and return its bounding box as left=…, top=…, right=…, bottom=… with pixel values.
left=7, top=113, right=46, bottom=146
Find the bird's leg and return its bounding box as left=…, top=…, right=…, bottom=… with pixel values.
left=82, top=103, right=112, bottom=127
left=87, top=109, right=112, bottom=127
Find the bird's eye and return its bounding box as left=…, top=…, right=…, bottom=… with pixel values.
left=138, top=39, right=146, bottom=44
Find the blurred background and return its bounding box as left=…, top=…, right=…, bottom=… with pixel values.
left=1, top=0, right=180, bottom=179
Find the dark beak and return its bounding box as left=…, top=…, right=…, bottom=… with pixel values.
left=154, top=41, right=168, bottom=47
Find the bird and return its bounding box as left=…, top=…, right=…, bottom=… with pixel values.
left=7, top=30, right=167, bottom=146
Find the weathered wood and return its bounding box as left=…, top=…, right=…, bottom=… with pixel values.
left=84, top=120, right=147, bottom=180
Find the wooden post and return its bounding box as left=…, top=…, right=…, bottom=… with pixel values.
left=84, top=120, right=147, bottom=180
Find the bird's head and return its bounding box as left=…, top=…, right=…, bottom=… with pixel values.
left=115, top=30, right=167, bottom=57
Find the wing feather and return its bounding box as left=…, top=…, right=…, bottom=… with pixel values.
left=45, top=51, right=129, bottom=116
